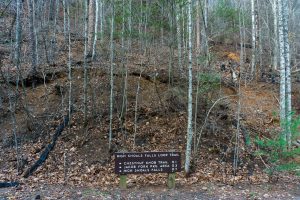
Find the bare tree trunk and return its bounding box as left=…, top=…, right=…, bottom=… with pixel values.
left=282, top=0, right=291, bottom=149
left=233, top=0, right=244, bottom=176
left=257, top=1, right=263, bottom=77
left=128, top=0, right=132, bottom=50
left=67, top=0, right=72, bottom=122
left=182, top=6, right=187, bottom=65
left=63, top=0, right=67, bottom=42
left=184, top=0, right=193, bottom=175
left=32, top=1, right=39, bottom=67
left=133, top=71, right=142, bottom=149
left=201, top=0, right=209, bottom=58
left=278, top=0, right=286, bottom=141
left=120, top=0, right=128, bottom=128
left=109, top=0, right=115, bottom=150
left=14, top=0, right=32, bottom=131
left=27, top=0, right=38, bottom=75
left=168, top=2, right=175, bottom=86
left=195, top=0, right=201, bottom=54
left=99, top=0, right=104, bottom=43
left=121, top=0, right=125, bottom=58
left=50, top=0, right=59, bottom=65
left=11, top=0, right=22, bottom=174
left=92, top=0, right=99, bottom=60
left=88, top=0, right=95, bottom=55
left=265, top=2, right=273, bottom=72
left=15, top=0, right=21, bottom=68
left=278, top=0, right=291, bottom=149
left=49, top=0, right=56, bottom=21
left=175, top=2, right=183, bottom=74
left=83, top=0, right=88, bottom=127
left=139, top=0, right=143, bottom=52
left=8, top=93, right=20, bottom=174
left=144, top=0, right=149, bottom=56
left=272, top=0, right=279, bottom=70
left=251, top=0, right=257, bottom=78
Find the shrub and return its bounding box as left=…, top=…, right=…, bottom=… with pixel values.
left=255, top=113, right=300, bottom=178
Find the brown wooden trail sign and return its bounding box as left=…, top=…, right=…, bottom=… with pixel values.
left=115, top=152, right=181, bottom=174
left=115, top=152, right=181, bottom=189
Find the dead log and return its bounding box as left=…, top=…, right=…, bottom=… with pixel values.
left=0, top=182, right=19, bottom=188
left=24, top=113, right=70, bottom=178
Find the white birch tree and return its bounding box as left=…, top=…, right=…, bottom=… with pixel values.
left=184, top=0, right=193, bottom=175
left=278, top=0, right=291, bottom=149
left=92, top=0, right=99, bottom=60
left=251, top=0, right=257, bottom=77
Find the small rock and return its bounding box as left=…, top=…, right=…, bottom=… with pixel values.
left=263, top=194, right=270, bottom=198
left=202, top=187, right=208, bottom=191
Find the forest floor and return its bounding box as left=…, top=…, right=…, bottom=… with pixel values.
left=1, top=37, right=300, bottom=199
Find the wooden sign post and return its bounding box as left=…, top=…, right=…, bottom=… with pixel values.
left=115, top=152, right=181, bottom=189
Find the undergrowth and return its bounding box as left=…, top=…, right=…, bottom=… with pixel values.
left=255, top=113, right=300, bottom=177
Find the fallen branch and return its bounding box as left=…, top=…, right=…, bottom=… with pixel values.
left=24, top=113, right=71, bottom=178
left=195, top=95, right=238, bottom=152
left=0, top=182, right=19, bottom=188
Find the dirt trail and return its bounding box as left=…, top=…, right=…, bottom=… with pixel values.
left=1, top=181, right=300, bottom=200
